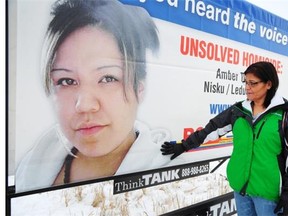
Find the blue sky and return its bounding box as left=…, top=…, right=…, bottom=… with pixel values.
left=246, top=0, right=288, bottom=20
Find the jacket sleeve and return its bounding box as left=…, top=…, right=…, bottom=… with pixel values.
left=183, top=105, right=234, bottom=150
left=284, top=110, right=288, bottom=174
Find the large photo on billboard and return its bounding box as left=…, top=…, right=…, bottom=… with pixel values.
left=8, top=0, right=288, bottom=215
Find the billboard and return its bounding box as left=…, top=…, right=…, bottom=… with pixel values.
left=7, top=0, right=288, bottom=215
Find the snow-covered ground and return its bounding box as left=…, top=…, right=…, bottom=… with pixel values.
left=11, top=161, right=232, bottom=216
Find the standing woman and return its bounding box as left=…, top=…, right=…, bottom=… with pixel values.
left=16, top=0, right=183, bottom=192
left=161, top=61, right=288, bottom=216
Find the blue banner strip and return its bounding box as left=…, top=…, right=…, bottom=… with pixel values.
left=120, top=0, right=288, bottom=56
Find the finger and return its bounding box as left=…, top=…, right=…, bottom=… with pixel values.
left=162, top=151, right=173, bottom=155
left=171, top=153, right=180, bottom=160
left=161, top=144, right=172, bottom=149
left=162, top=150, right=174, bottom=155
left=161, top=146, right=174, bottom=153
left=161, top=147, right=174, bottom=153
left=170, top=154, right=177, bottom=160
left=274, top=203, right=282, bottom=214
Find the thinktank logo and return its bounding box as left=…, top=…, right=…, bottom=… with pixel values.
left=113, top=161, right=209, bottom=194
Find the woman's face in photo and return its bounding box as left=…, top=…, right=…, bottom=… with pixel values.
left=50, top=26, right=142, bottom=157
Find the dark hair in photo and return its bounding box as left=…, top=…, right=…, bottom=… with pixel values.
left=42, top=0, right=159, bottom=99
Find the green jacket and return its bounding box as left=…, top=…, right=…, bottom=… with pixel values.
left=184, top=94, right=288, bottom=201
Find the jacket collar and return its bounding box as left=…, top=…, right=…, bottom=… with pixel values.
left=242, top=92, right=286, bottom=114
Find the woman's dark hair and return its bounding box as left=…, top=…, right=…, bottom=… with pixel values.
left=244, top=61, right=279, bottom=108
left=42, top=0, right=159, bottom=99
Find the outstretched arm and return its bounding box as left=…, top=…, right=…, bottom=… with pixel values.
left=161, top=105, right=234, bottom=160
